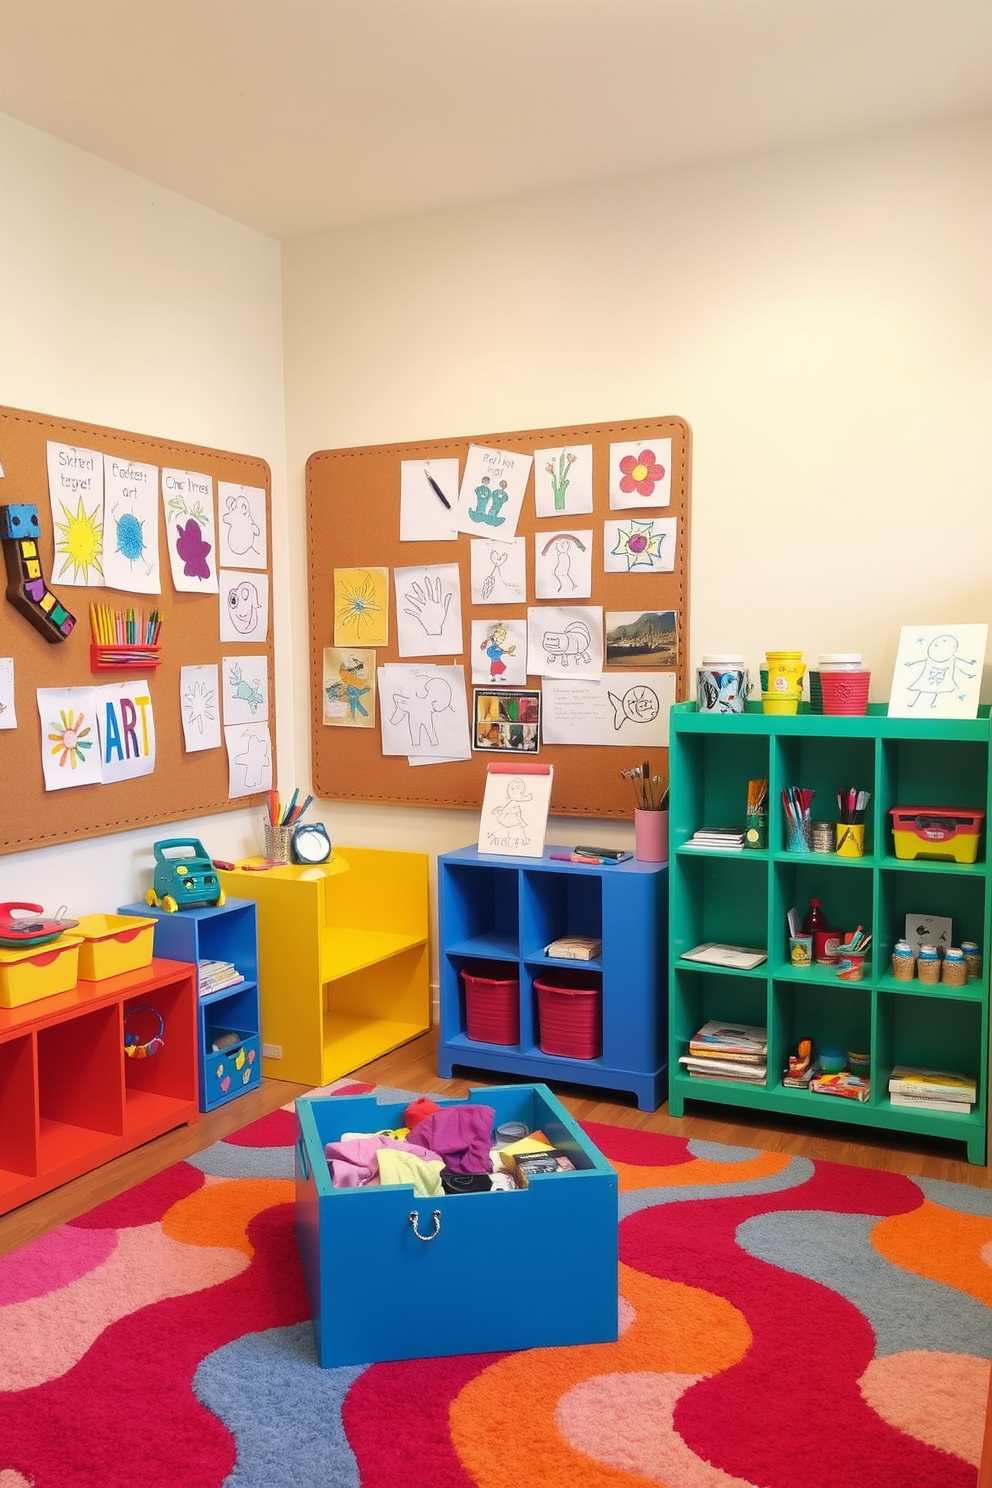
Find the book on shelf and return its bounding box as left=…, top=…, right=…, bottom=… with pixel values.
left=887, top=1066, right=976, bottom=1102
left=545, top=935, right=602, bottom=961
left=889, top=1092, right=974, bottom=1114
left=809, top=1072, right=870, bottom=1102
left=686, top=827, right=745, bottom=852
left=686, top=1046, right=765, bottom=1065
left=681, top=944, right=767, bottom=970
left=198, top=959, right=244, bottom=995
left=679, top=1055, right=767, bottom=1081
left=783, top=1066, right=819, bottom=1090
left=688, top=1019, right=768, bottom=1052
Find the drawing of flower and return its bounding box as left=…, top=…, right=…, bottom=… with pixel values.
left=618, top=448, right=665, bottom=498
left=546, top=451, right=577, bottom=512
left=611, top=519, right=664, bottom=571
left=47, top=709, right=93, bottom=769
left=337, top=571, right=383, bottom=639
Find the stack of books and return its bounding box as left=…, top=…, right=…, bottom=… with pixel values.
left=545, top=935, right=602, bottom=961
left=810, top=1071, right=870, bottom=1102
left=198, top=958, right=244, bottom=997
left=888, top=1066, right=975, bottom=1113
left=685, top=826, right=745, bottom=852
left=679, top=1019, right=767, bottom=1084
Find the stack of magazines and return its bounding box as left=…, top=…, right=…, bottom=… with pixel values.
left=679, top=1020, right=767, bottom=1083
left=888, top=1066, right=975, bottom=1113
left=198, top=958, right=244, bottom=997
left=684, top=826, right=745, bottom=852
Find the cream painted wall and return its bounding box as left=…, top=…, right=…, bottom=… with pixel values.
left=0, top=112, right=289, bottom=912
left=282, top=115, right=992, bottom=867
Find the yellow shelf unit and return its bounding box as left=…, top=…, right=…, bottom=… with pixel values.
left=216, top=847, right=430, bottom=1086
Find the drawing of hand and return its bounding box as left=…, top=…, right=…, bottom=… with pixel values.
left=404, top=576, right=452, bottom=635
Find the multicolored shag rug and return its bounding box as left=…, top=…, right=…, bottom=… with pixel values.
left=1, top=1080, right=990, bottom=1488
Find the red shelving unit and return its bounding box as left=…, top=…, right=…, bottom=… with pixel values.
left=0, top=957, right=199, bottom=1216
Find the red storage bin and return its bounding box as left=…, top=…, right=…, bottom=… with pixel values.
left=461, top=963, right=519, bottom=1045
left=535, top=971, right=602, bottom=1060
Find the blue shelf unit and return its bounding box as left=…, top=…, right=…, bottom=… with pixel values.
left=119, top=897, right=262, bottom=1113
left=437, top=844, right=668, bottom=1111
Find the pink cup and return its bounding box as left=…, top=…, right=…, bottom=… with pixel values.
left=820, top=671, right=871, bottom=716
left=634, top=809, right=669, bottom=863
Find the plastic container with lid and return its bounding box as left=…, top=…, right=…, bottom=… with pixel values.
left=818, top=653, right=863, bottom=672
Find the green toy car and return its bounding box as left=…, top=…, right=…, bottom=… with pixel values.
left=146, top=838, right=226, bottom=913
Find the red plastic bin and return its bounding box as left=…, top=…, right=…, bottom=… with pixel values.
left=461, top=963, right=520, bottom=1045
left=534, top=971, right=602, bottom=1060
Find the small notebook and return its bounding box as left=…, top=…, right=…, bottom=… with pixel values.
left=681, top=943, right=767, bottom=970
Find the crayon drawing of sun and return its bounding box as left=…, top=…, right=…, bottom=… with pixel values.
left=611, top=518, right=664, bottom=571
left=48, top=709, right=94, bottom=769
left=54, top=498, right=104, bottom=583
left=336, top=571, right=383, bottom=640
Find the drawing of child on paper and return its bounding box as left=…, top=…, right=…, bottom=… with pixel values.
left=481, top=622, right=515, bottom=680
left=490, top=777, right=532, bottom=847
left=904, top=634, right=976, bottom=707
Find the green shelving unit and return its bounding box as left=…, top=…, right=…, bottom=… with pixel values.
left=668, top=701, right=991, bottom=1164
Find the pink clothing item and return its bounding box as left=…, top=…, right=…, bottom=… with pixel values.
left=406, top=1104, right=496, bottom=1174
left=324, top=1134, right=441, bottom=1188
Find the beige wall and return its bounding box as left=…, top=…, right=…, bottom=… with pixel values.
left=282, top=114, right=992, bottom=864
left=0, top=112, right=289, bottom=911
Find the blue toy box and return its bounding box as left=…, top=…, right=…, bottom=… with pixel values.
left=295, top=1083, right=618, bottom=1366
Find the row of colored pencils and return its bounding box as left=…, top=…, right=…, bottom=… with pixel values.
left=89, top=603, right=162, bottom=646
left=265, top=788, right=313, bottom=829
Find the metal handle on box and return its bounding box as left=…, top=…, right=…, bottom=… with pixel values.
left=297, top=1137, right=310, bottom=1181
left=408, top=1209, right=442, bottom=1242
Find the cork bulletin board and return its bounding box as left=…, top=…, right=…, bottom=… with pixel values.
left=0, top=404, right=274, bottom=855
left=306, top=416, right=691, bottom=819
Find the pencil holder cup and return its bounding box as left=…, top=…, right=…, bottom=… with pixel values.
left=962, top=941, right=982, bottom=980
left=744, top=811, right=768, bottom=849
left=836, top=954, right=865, bottom=982
left=262, top=821, right=293, bottom=863
left=634, top=809, right=668, bottom=863
left=789, top=935, right=813, bottom=968
left=811, top=821, right=835, bottom=853
left=942, top=949, right=967, bottom=987
left=891, top=943, right=915, bottom=981
left=785, top=818, right=812, bottom=854
left=916, top=947, right=941, bottom=985
left=835, top=823, right=865, bottom=858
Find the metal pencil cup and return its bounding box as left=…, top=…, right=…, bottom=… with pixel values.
left=785, top=819, right=812, bottom=854
left=263, top=821, right=293, bottom=863
left=811, top=821, right=835, bottom=853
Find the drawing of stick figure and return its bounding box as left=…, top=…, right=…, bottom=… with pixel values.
left=390, top=676, right=453, bottom=748
left=491, top=777, right=532, bottom=842
left=541, top=533, right=587, bottom=593
left=904, top=634, right=977, bottom=708
left=481, top=622, right=516, bottom=680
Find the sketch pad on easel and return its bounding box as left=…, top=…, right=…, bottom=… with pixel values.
left=479, top=761, right=553, bottom=858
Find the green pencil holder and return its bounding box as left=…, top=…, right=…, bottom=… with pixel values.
left=745, top=811, right=767, bottom=849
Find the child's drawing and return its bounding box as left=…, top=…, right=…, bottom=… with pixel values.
left=180, top=664, right=221, bottom=752
left=604, top=517, right=676, bottom=573
left=222, top=654, right=269, bottom=726
left=889, top=624, right=988, bottom=719
left=471, top=538, right=527, bottom=604
left=471, top=619, right=527, bottom=686
left=322, top=645, right=376, bottom=728
left=527, top=605, right=603, bottom=681
left=608, top=681, right=661, bottom=731
left=609, top=439, right=672, bottom=509
left=218, top=482, right=266, bottom=569
left=219, top=571, right=269, bottom=643
left=102, top=456, right=160, bottom=594
left=394, top=563, right=463, bottom=657
left=391, top=674, right=452, bottom=748
left=224, top=720, right=273, bottom=796
left=535, top=531, right=592, bottom=599
left=377, top=664, right=471, bottom=759
left=46, top=442, right=104, bottom=586
left=163, top=468, right=218, bottom=593
left=478, top=762, right=554, bottom=858
left=455, top=444, right=533, bottom=541
left=333, top=567, right=388, bottom=648
left=534, top=444, right=594, bottom=517
left=0, top=658, right=16, bottom=730
left=490, top=777, right=532, bottom=844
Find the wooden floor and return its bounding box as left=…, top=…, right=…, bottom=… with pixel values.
left=2, top=1025, right=990, bottom=1258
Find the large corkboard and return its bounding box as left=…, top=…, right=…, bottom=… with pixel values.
left=307, top=416, right=690, bottom=818
left=0, top=404, right=274, bottom=855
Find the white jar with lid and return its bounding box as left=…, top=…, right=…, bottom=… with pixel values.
left=696, top=655, right=749, bottom=714
left=819, top=653, right=863, bottom=672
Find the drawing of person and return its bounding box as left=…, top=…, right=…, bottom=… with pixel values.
left=481, top=622, right=516, bottom=680
left=491, top=777, right=531, bottom=842
left=904, top=634, right=977, bottom=708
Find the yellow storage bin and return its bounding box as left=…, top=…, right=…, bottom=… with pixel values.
left=75, top=914, right=156, bottom=981
left=0, top=933, right=83, bottom=1008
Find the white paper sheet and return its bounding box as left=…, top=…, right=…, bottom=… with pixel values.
left=394, top=564, right=463, bottom=658
left=534, top=529, right=593, bottom=599
left=102, top=454, right=161, bottom=594
left=224, top=720, right=273, bottom=795
left=470, top=537, right=527, bottom=605
left=478, top=763, right=554, bottom=858
left=180, top=664, right=222, bottom=752
left=222, top=654, right=269, bottom=725
left=533, top=444, right=593, bottom=518
left=37, top=687, right=102, bottom=789
left=163, top=468, right=219, bottom=592
left=609, top=439, right=672, bottom=509
left=454, top=444, right=532, bottom=541
left=400, top=457, right=458, bottom=542
left=542, top=671, right=676, bottom=747
left=471, top=619, right=528, bottom=686
left=603, top=516, right=676, bottom=573
left=888, top=624, right=988, bottom=718
left=218, top=482, right=267, bottom=569
left=96, top=680, right=156, bottom=783
left=0, top=658, right=16, bottom=729
left=526, top=605, right=603, bottom=680
left=377, top=664, right=471, bottom=759
left=46, top=442, right=105, bottom=585
left=219, top=570, right=269, bottom=643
